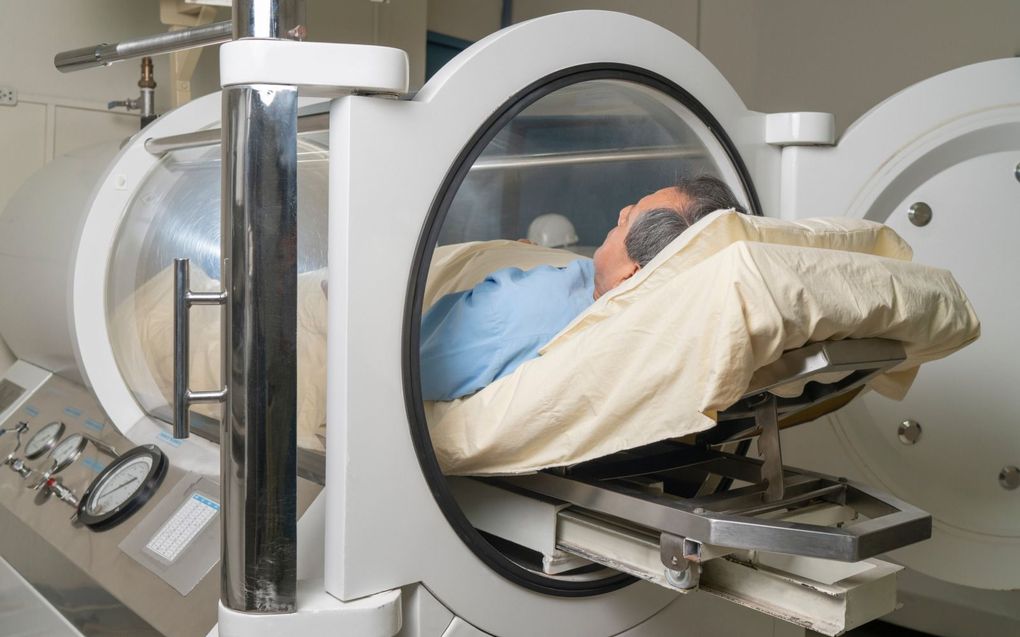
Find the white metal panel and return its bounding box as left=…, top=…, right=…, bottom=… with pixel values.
left=779, top=58, right=1020, bottom=590
left=0, top=360, right=51, bottom=424
left=621, top=589, right=799, bottom=637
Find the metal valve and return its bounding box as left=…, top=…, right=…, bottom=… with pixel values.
left=42, top=476, right=79, bottom=509
left=8, top=458, right=33, bottom=479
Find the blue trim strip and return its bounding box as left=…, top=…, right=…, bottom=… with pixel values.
left=192, top=493, right=221, bottom=511
left=83, top=457, right=105, bottom=473
left=157, top=431, right=183, bottom=448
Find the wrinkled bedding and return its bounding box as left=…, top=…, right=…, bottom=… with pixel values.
left=424, top=211, right=979, bottom=475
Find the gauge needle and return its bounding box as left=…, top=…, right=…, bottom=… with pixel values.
left=102, top=476, right=141, bottom=500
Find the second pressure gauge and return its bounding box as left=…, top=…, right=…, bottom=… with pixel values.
left=49, top=433, right=87, bottom=474
left=77, top=445, right=168, bottom=531
left=24, top=422, right=65, bottom=460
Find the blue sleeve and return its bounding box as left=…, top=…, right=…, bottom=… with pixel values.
left=419, top=275, right=507, bottom=401
left=419, top=262, right=594, bottom=401
left=420, top=267, right=557, bottom=401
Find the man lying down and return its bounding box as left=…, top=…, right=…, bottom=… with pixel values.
left=424, top=183, right=978, bottom=475
left=421, top=176, right=745, bottom=401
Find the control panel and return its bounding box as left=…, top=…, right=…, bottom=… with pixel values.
left=0, top=363, right=220, bottom=636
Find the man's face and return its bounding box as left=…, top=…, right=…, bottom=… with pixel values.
left=592, top=187, right=690, bottom=299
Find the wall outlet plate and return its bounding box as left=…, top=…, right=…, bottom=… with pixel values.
left=0, top=86, right=17, bottom=106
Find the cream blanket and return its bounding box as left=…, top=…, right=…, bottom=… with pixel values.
left=425, top=211, right=979, bottom=475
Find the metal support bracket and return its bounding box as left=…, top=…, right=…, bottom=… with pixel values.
left=173, top=257, right=227, bottom=439
left=659, top=533, right=702, bottom=589
left=756, top=396, right=784, bottom=501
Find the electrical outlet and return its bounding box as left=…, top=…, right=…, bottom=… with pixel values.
left=0, top=86, right=17, bottom=106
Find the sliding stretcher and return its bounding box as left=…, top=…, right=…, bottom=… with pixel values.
left=452, top=338, right=929, bottom=635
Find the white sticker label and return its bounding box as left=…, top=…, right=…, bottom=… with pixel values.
left=145, top=493, right=219, bottom=563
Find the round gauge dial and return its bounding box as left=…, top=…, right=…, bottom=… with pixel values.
left=24, top=422, right=65, bottom=460
left=49, top=433, right=87, bottom=474
left=76, top=445, right=168, bottom=531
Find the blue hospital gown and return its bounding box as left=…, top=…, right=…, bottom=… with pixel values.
left=420, top=259, right=596, bottom=401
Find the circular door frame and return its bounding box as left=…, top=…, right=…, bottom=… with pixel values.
left=404, top=62, right=762, bottom=598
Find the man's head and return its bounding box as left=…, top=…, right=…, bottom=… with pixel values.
left=592, top=175, right=746, bottom=299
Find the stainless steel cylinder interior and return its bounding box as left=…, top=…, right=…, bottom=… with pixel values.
left=220, top=0, right=304, bottom=614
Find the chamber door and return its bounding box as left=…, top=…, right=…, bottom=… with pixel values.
left=779, top=58, right=1020, bottom=591
left=328, top=11, right=785, bottom=636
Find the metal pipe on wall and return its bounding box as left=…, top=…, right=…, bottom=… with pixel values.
left=220, top=0, right=303, bottom=615
left=54, top=21, right=233, bottom=73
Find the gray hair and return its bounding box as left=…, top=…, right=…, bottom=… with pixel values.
left=625, top=175, right=746, bottom=267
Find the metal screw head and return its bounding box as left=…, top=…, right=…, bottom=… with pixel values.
left=1015, top=162, right=1020, bottom=183
left=907, top=202, right=932, bottom=227
left=898, top=420, right=922, bottom=445
left=1000, top=466, right=1020, bottom=490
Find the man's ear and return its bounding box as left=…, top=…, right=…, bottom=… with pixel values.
left=619, top=260, right=640, bottom=283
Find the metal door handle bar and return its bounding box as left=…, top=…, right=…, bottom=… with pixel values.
left=173, top=258, right=227, bottom=439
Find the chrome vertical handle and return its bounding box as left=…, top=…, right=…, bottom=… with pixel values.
left=173, top=258, right=228, bottom=438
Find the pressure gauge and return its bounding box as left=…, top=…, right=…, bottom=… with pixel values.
left=24, top=422, right=65, bottom=460
left=76, top=445, right=168, bottom=531
left=49, top=433, right=87, bottom=474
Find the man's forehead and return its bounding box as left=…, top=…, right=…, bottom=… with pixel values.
left=635, top=186, right=690, bottom=213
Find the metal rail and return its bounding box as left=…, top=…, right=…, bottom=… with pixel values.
left=145, top=122, right=699, bottom=170
left=144, top=113, right=330, bottom=155
left=54, top=21, right=233, bottom=73
left=469, top=147, right=704, bottom=171
left=219, top=0, right=303, bottom=615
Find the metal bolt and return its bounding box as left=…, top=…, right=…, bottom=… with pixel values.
left=665, top=563, right=700, bottom=590
left=898, top=419, right=922, bottom=445
left=999, top=466, right=1020, bottom=490
left=907, top=202, right=932, bottom=227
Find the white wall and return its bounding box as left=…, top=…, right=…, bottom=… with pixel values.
left=699, top=0, right=1020, bottom=134
left=428, top=0, right=1020, bottom=134
left=307, top=0, right=427, bottom=89
left=0, top=0, right=183, bottom=213
left=427, top=0, right=504, bottom=42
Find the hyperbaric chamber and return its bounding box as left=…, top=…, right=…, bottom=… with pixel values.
left=0, top=9, right=1017, bottom=636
